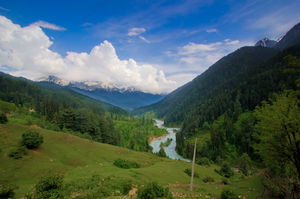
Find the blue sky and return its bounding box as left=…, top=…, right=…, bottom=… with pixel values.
left=0, top=0, right=300, bottom=93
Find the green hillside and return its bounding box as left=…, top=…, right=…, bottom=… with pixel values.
left=0, top=123, right=263, bottom=198
left=133, top=46, right=279, bottom=125
left=132, top=25, right=300, bottom=198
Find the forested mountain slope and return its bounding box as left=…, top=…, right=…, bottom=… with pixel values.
left=133, top=46, right=279, bottom=125
left=0, top=72, right=126, bottom=145
left=134, top=23, right=300, bottom=131
left=275, top=23, right=300, bottom=50
left=0, top=72, right=126, bottom=114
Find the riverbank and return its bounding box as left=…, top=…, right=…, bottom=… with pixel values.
left=149, top=119, right=191, bottom=162
left=148, top=134, right=168, bottom=144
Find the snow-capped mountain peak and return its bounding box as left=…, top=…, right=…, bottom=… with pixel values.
left=38, top=75, right=70, bottom=86
left=255, top=38, right=277, bottom=48
left=37, top=75, right=138, bottom=92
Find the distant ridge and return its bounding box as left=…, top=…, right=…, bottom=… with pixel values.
left=38, top=75, right=165, bottom=110
left=275, top=23, right=300, bottom=49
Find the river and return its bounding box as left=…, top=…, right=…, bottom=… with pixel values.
left=150, top=119, right=191, bottom=162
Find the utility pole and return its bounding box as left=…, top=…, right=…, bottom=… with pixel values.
left=190, top=138, right=197, bottom=192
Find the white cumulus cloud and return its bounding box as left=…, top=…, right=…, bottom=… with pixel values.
left=31, top=20, right=66, bottom=31
left=0, top=16, right=176, bottom=94
left=128, top=27, right=146, bottom=36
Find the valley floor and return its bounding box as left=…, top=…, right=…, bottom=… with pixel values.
left=0, top=123, right=264, bottom=198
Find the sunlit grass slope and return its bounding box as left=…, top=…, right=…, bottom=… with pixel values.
left=0, top=123, right=263, bottom=198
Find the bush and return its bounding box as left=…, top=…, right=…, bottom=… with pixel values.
left=35, top=174, right=64, bottom=199
left=8, top=146, right=28, bottom=159
left=156, top=147, right=167, bottom=157
left=21, top=131, right=43, bottom=149
left=113, top=158, right=140, bottom=169
left=121, top=181, right=132, bottom=195
left=220, top=189, right=239, bottom=199
left=219, top=163, right=234, bottom=178
left=197, top=157, right=211, bottom=166
left=222, top=178, right=230, bottom=185
left=238, top=153, right=251, bottom=176
left=184, top=168, right=199, bottom=178
left=0, top=184, right=17, bottom=199
left=0, top=113, right=8, bottom=124
left=137, top=182, right=172, bottom=199
left=202, top=176, right=214, bottom=183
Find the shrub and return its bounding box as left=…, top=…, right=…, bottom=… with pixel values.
left=220, top=189, right=239, bottom=199
left=8, top=146, right=28, bottom=159
left=156, top=147, right=167, bottom=157
left=215, top=156, right=224, bottom=165
left=137, top=182, right=172, bottom=199
left=113, top=158, right=140, bottom=169
left=222, top=178, right=230, bottom=185
left=262, top=177, right=286, bottom=198
left=202, top=176, right=214, bottom=183
left=238, top=153, right=251, bottom=176
left=219, top=163, right=234, bottom=178
left=35, top=174, right=64, bottom=199
left=0, top=184, right=17, bottom=199
left=184, top=168, right=199, bottom=178
left=21, top=131, right=43, bottom=149
left=121, top=181, right=132, bottom=195
left=0, top=113, right=8, bottom=124
left=197, top=157, right=211, bottom=166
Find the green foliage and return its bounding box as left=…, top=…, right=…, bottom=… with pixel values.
left=0, top=112, right=8, bottom=124
left=238, top=153, right=251, bottom=176
left=0, top=123, right=265, bottom=199
left=34, top=174, right=64, bottom=199
left=202, top=176, right=214, bottom=183
left=254, top=90, right=300, bottom=181
left=134, top=47, right=279, bottom=126
left=113, top=158, right=140, bottom=169
left=0, top=100, right=16, bottom=113
left=21, top=131, right=43, bottom=149
left=156, top=147, right=167, bottom=157
left=262, top=176, right=286, bottom=199
left=220, top=189, right=239, bottom=199
left=114, top=118, right=166, bottom=152
left=8, top=146, right=28, bottom=159
left=121, top=180, right=133, bottom=195
left=184, top=168, right=199, bottom=178
left=0, top=72, right=126, bottom=147
left=197, top=157, right=211, bottom=166
left=137, top=45, right=300, bottom=166
left=233, top=112, right=256, bottom=156
left=222, top=178, right=230, bottom=185
left=160, top=138, right=172, bottom=147
left=219, top=163, right=234, bottom=178
left=58, top=108, right=121, bottom=146
left=0, top=184, right=17, bottom=199
left=137, top=182, right=173, bottom=199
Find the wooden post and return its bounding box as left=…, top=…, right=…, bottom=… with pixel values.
left=190, top=138, right=197, bottom=192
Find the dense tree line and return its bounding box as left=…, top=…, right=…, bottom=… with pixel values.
left=114, top=114, right=167, bottom=152
left=0, top=72, right=125, bottom=145
left=176, top=48, right=300, bottom=158
left=175, top=51, right=300, bottom=198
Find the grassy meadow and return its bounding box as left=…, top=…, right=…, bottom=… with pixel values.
left=0, top=122, right=264, bottom=198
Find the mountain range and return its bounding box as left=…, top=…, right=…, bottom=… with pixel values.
left=38, top=75, right=165, bottom=110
